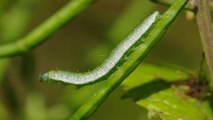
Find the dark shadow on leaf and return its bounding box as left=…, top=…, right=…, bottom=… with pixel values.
left=122, top=79, right=172, bottom=101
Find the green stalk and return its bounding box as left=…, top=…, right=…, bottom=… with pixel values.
left=0, top=0, right=95, bottom=57
left=196, top=0, right=213, bottom=82
left=0, top=0, right=37, bottom=83
left=151, top=0, right=194, bottom=10
left=70, top=0, right=187, bottom=119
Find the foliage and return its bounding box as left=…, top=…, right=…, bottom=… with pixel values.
left=0, top=0, right=213, bottom=120
left=123, top=63, right=213, bottom=120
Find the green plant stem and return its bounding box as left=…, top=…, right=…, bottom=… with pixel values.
left=151, top=0, right=194, bottom=10
left=196, top=0, right=213, bottom=80
left=0, top=0, right=95, bottom=57
left=0, top=0, right=37, bottom=83
left=70, top=0, right=187, bottom=119
left=152, top=0, right=213, bottom=12
left=0, top=0, right=38, bottom=118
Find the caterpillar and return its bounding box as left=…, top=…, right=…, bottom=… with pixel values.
left=40, top=11, right=160, bottom=85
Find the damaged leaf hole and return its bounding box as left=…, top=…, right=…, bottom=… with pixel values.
left=174, top=74, right=211, bottom=99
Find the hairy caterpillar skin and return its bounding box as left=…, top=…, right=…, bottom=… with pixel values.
left=40, top=11, right=160, bottom=85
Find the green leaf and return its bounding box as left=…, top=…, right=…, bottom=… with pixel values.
left=122, top=63, right=213, bottom=120
left=122, top=63, right=189, bottom=90
left=137, top=88, right=213, bottom=120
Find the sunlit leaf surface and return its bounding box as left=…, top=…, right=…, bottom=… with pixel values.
left=122, top=63, right=213, bottom=120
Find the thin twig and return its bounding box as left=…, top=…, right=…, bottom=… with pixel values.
left=196, top=0, right=213, bottom=80
left=0, top=0, right=95, bottom=57
left=0, top=0, right=37, bottom=119
left=151, top=0, right=196, bottom=11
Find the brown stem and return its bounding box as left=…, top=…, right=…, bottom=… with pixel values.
left=196, top=0, right=213, bottom=80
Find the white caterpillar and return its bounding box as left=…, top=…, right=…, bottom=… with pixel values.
left=40, top=11, right=160, bottom=85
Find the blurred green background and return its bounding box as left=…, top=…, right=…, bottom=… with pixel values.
left=0, top=0, right=202, bottom=120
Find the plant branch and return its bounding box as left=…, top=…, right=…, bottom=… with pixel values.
left=0, top=0, right=38, bottom=119
left=69, top=0, right=187, bottom=119
left=151, top=0, right=195, bottom=11
left=196, top=0, right=213, bottom=80
left=0, top=0, right=37, bottom=81
left=0, top=0, right=95, bottom=57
